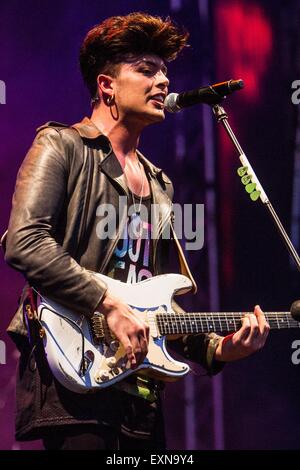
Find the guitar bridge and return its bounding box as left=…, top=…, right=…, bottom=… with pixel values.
left=90, top=313, right=106, bottom=344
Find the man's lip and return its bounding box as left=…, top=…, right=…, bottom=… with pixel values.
left=148, top=93, right=167, bottom=101
left=148, top=95, right=166, bottom=106
left=149, top=98, right=165, bottom=108
left=150, top=97, right=164, bottom=103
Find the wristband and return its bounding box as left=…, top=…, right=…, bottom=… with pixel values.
left=222, top=332, right=234, bottom=345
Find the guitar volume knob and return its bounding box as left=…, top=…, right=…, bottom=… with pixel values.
left=94, top=370, right=110, bottom=383
left=109, top=340, right=120, bottom=352
left=106, top=357, right=117, bottom=368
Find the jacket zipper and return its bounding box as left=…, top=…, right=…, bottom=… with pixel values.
left=98, top=178, right=129, bottom=274
left=99, top=203, right=127, bottom=274
left=152, top=216, right=173, bottom=276
left=151, top=177, right=173, bottom=276
left=78, top=152, right=94, bottom=249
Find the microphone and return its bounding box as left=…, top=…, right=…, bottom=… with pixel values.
left=164, top=79, right=244, bottom=112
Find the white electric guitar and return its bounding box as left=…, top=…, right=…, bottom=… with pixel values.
left=37, top=273, right=300, bottom=393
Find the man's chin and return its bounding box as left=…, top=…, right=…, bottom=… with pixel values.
left=128, top=109, right=165, bottom=128
left=146, top=109, right=165, bottom=124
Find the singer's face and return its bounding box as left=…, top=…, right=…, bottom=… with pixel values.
left=111, top=54, right=169, bottom=126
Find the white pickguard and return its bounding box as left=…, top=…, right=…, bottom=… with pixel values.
left=38, top=273, right=192, bottom=393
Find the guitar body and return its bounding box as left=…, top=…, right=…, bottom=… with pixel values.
left=38, top=273, right=192, bottom=393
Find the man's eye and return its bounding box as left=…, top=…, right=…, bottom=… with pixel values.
left=141, top=68, right=154, bottom=75
left=138, top=66, right=168, bottom=77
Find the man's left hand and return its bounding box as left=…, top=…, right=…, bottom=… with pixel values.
left=214, top=305, right=270, bottom=362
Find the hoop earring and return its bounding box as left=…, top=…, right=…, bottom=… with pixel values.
left=107, top=94, right=115, bottom=106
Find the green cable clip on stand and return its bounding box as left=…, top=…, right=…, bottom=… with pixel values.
left=211, top=96, right=300, bottom=272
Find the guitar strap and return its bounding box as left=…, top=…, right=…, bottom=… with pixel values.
left=22, top=285, right=45, bottom=349
left=170, top=222, right=198, bottom=295
left=113, top=375, right=161, bottom=403
left=1, top=232, right=43, bottom=346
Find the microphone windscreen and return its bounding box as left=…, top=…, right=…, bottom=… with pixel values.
left=164, top=93, right=179, bottom=113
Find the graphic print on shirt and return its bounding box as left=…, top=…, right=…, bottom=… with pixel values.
left=107, top=195, right=154, bottom=283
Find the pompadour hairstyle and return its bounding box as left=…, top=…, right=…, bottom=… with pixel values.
left=79, top=12, right=189, bottom=99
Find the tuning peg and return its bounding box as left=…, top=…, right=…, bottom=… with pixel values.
left=237, top=166, right=248, bottom=177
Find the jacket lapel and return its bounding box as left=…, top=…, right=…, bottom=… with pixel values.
left=72, top=117, right=173, bottom=238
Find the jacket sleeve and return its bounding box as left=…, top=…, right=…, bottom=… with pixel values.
left=169, top=299, right=225, bottom=376
left=4, top=128, right=107, bottom=317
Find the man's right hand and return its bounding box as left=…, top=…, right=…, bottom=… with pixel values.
left=96, top=291, right=149, bottom=368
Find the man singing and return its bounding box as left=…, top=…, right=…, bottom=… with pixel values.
left=4, top=12, right=269, bottom=450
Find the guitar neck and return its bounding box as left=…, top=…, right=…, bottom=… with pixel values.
left=156, top=312, right=300, bottom=335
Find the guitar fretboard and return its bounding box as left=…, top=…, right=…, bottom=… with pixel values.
left=156, top=312, right=299, bottom=335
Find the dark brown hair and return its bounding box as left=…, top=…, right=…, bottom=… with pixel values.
left=79, top=12, right=189, bottom=99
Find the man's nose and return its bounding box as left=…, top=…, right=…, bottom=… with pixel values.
left=156, top=70, right=169, bottom=88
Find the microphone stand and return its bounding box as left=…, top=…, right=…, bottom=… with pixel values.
left=212, top=103, right=300, bottom=272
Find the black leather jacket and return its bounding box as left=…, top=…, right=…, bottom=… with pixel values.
left=4, top=117, right=223, bottom=373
